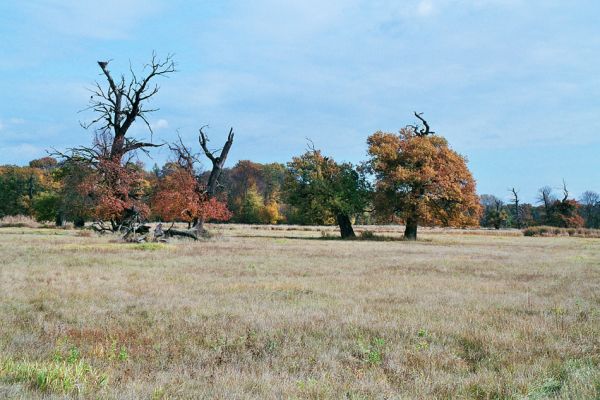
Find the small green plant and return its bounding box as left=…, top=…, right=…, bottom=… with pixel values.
left=118, top=347, right=129, bottom=361
left=66, top=346, right=80, bottom=364
left=152, top=386, right=167, bottom=399
left=106, top=340, right=129, bottom=362
left=356, top=337, right=385, bottom=366
left=416, top=341, right=429, bottom=351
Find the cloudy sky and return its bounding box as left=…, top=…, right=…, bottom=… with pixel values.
left=1, top=0, right=598, bottom=202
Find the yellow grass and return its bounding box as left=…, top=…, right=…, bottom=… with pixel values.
left=0, top=225, right=599, bottom=399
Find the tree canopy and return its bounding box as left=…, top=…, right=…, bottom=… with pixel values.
left=284, top=149, right=371, bottom=238
left=367, top=126, right=481, bottom=239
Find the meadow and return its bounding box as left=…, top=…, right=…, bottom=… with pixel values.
left=0, top=225, right=599, bottom=399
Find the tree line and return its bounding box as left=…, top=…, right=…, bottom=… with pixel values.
left=0, top=54, right=597, bottom=239
left=480, top=183, right=600, bottom=230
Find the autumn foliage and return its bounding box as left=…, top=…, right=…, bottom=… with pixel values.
left=152, top=166, right=231, bottom=224
left=367, top=127, right=481, bottom=239
left=546, top=199, right=585, bottom=228
left=77, top=159, right=150, bottom=223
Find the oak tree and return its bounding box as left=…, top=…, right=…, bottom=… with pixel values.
left=367, top=113, right=480, bottom=240
left=284, top=148, right=370, bottom=238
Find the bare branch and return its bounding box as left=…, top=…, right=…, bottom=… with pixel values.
left=562, top=180, right=569, bottom=202
left=412, top=112, right=435, bottom=136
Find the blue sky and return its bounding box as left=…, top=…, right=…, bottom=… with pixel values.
left=0, top=0, right=598, bottom=202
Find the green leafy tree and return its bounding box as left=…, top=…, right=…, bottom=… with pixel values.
left=31, top=192, right=62, bottom=224
left=239, top=185, right=265, bottom=224
left=284, top=149, right=370, bottom=238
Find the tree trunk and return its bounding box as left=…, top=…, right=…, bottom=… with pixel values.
left=55, top=212, right=65, bottom=227
left=193, top=218, right=205, bottom=236
left=404, top=216, right=418, bottom=240
left=337, top=214, right=356, bottom=239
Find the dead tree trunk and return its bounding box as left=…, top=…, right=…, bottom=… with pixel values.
left=194, top=126, right=234, bottom=234
left=510, top=187, right=521, bottom=229
left=164, top=127, right=235, bottom=240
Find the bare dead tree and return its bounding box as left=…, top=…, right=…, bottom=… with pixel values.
left=168, top=133, right=200, bottom=174
left=510, top=187, right=522, bottom=229
left=537, top=186, right=554, bottom=213
left=68, top=53, right=175, bottom=164
left=199, top=125, right=234, bottom=197
left=408, top=112, right=435, bottom=136
left=561, top=179, right=569, bottom=202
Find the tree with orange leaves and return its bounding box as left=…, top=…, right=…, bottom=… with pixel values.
left=152, top=166, right=231, bottom=227
left=367, top=113, right=481, bottom=240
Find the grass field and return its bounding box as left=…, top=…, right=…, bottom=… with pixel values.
left=0, top=225, right=599, bottom=399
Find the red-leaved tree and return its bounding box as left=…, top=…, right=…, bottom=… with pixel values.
left=152, top=166, right=231, bottom=225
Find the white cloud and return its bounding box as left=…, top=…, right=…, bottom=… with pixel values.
left=151, top=119, right=169, bottom=131
left=417, top=0, right=435, bottom=16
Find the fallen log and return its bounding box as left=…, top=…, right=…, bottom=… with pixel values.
left=165, top=228, right=199, bottom=240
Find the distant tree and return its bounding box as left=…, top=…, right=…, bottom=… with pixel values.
left=545, top=182, right=584, bottom=228
left=480, top=194, right=508, bottom=229
left=238, top=185, right=265, bottom=224
left=579, top=191, right=600, bottom=228
left=221, top=161, right=287, bottom=224
left=536, top=186, right=555, bottom=224
left=260, top=199, right=282, bottom=224
left=284, top=148, right=371, bottom=238
left=29, top=157, right=58, bottom=170
left=0, top=163, right=57, bottom=218
left=31, top=192, right=62, bottom=224
left=520, top=203, right=535, bottom=227
left=53, top=160, right=94, bottom=227
left=509, top=188, right=522, bottom=228
left=367, top=113, right=481, bottom=240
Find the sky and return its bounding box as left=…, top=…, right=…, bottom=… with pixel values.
left=0, top=0, right=599, bottom=203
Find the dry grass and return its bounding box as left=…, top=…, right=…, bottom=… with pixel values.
left=524, top=226, right=600, bottom=238
left=0, top=215, right=40, bottom=228
left=0, top=225, right=599, bottom=399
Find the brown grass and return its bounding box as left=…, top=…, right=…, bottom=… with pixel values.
left=0, top=215, right=40, bottom=228
left=524, top=225, right=600, bottom=238
left=0, top=225, right=598, bottom=399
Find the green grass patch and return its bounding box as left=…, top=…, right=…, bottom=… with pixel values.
left=0, top=357, right=108, bottom=395
left=127, top=243, right=167, bottom=251
left=525, top=359, right=600, bottom=399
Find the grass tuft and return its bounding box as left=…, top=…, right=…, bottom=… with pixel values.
left=0, top=357, right=108, bottom=395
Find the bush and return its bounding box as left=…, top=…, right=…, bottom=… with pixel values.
left=523, top=226, right=600, bottom=238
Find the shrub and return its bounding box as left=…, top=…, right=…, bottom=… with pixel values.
left=523, top=226, right=600, bottom=238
